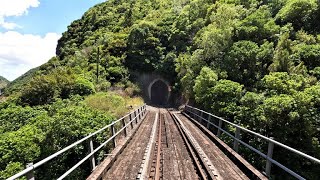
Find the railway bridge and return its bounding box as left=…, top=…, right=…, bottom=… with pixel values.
left=8, top=105, right=320, bottom=180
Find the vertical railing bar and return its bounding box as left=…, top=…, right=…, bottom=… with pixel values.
left=233, top=127, right=241, bottom=152
left=88, top=138, right=96, bottom=170
left=206, top=114, right=211, bottom=129
left=111, top=122, right=116, bottom=148
left=193, top=107, right=196, bottom=119
left=26, top=163, right=35, bottom=180
left=122, top=118, right=127, bottom=137
left=135, top=110, right=138, bottom=124
left=265, top=137, right=274, bottom=177
left=130, top=112, right=133, bottom=129
left=217, top=119, right=223, bottom=137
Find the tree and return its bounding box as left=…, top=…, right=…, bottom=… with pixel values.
left=236, top=92, right=266, bottom=133
left=209, top=80, right=243, bottom=120
left=261, top=72, right=310, bottom=95
left=236, top=5, right=280, bottom=43
left=126, top=21, right=164, bottom=72
left=193, top=67, right=218, bottom=109
left=0, top=125, right=45, bottom=178
left=219, top=0, right=259, bottom=9
left=194, top=3, right=242, bottom=60
left=72, top=77, right=96, bottom=96
left=276, top=0, right=319, bottom=32
left=175, top=51, right=206, bottom=98
left=20, top=75, right=58, bottom=106
left=296, top=44, right=320, bottom=70
left=269, top=31, right=298, bottom=73
left=223, top=40, right=260, bottom=86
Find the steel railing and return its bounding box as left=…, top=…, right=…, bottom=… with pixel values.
left=184, top=105, right=320, bottom=180
left=8, top=104, right=147, bottom=180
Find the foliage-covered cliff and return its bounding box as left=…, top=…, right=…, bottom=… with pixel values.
left=0, top=76, right=9, bottom=90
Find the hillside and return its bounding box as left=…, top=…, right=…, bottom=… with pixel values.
left=1, top=0, right=320, bottom=179
left=0, top=76, right=9, bottom=90
left=3, top=67, right=39, bottom=95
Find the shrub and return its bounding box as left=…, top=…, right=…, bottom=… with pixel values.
left=72, top=77, right=95, bottom=96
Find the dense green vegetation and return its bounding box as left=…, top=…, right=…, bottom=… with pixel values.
left=0, top=93, right=143, bottom=179
left=1, top=0, right=320, bottom=179
left=0, top=76, right=9, bottom=90
left=3, top=67, right=38, bottom=96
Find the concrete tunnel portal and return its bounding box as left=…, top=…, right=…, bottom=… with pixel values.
left=148, top=78, right=170, bottom=106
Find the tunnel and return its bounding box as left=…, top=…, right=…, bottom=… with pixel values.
left=150, top=80, right=169, bottom=106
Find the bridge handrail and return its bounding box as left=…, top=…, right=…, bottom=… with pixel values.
left=184, top=105, right=320, bottom=179
left=8, top=104, right=147, bottom=180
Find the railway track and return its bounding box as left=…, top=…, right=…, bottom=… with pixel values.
left=138, top=108, right=221, bottom=180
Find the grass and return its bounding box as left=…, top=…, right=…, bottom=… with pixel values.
left=84, top=92, right=144, bottom=117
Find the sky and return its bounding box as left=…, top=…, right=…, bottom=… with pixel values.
left=0, top=0, right=104, bottom=81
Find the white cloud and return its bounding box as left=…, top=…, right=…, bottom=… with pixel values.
left=0, top=17, right=21, bottom=30
left=0, top=0, right=40, bottom=29
left=0, top=31, right=61, bottom=81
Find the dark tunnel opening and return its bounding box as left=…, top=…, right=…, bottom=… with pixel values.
left=151, top=80, right=169, bottom=106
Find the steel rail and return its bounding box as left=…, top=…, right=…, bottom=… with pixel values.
left=154, top=111, right=162, bottom=180
left=185, top=105, right=320, bottom=179
left=8, top=104, right=146, bottom=180
left=138, top=112, right=159, bottom=180
left=168, top=110, right=213, bottom=180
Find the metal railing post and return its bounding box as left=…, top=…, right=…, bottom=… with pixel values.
left=199, top=111, right=203, bottom=124
left=142, top=106, right=145, bottom=116
left=217, top=119, right=223, bottom=137
left=130, top=112, right=133, bottom=129
left=26, top=163, right=34, bottom=180
left=134, top=110, right=138, bottom=124
left=207, top=115, right=211, bottom=129
left=139, top=107, right=142, bottom=120
left=111, top=122, right=116, bottom=148
left=137, top=108, right=140, bottom=122
left=186, top=106, right=190, bottom=115
left=233, top=127, right=241, bottom=152
left=137, top=109, right=140, bottom=122
left=88, top=138, right=96, bottom=170
left=139, top=107, right=142, bottom=119
left=121, top=118, right=127, bottom=137
left=192, top=108, right=196, bottom=119
left=265, top=138, right=274, bottom=177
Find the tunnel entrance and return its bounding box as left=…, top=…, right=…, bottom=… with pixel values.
left=151, top=80, right=169, bottom=105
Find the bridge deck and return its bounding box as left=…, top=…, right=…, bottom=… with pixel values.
left=176, top=113, right=249, bottom=179
left=102, top=112, right=156, bottom=179
left=88, top=107, right=266, bottom=180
